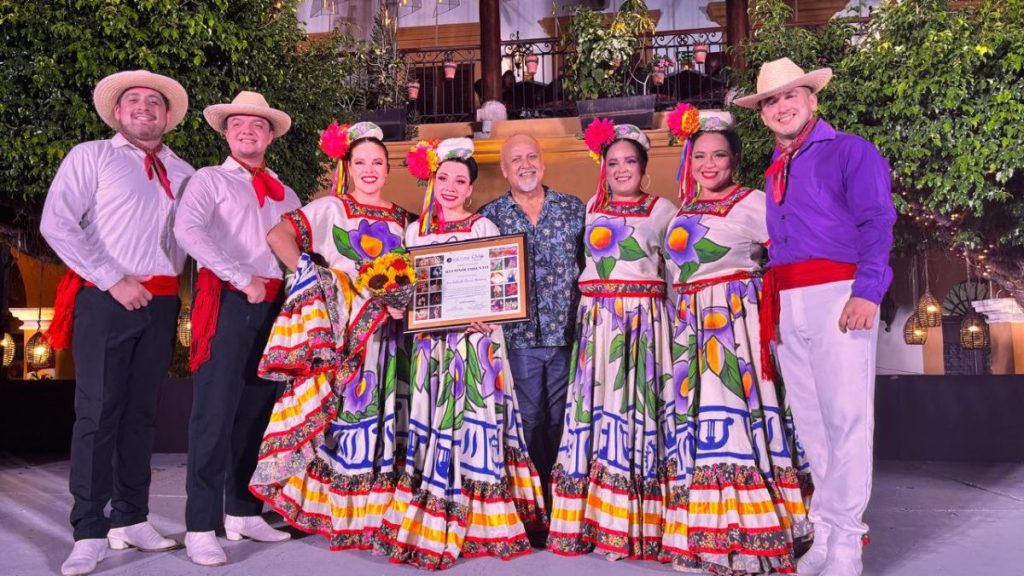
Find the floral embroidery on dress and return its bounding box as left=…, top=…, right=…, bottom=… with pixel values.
left=665, top=215, right=729, bottom=283
left=333, top=219, right=403, bottom=262
left=681, top=187, right=753, bottom=216
left=592, top=193, right=660, bottom=217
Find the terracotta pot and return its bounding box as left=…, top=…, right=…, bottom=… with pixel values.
left=694, top=44, right=709, bottom=64
left=407, top=80, right=420, bottom=101
left=443, top=61, right=457, bottom=79
left=652, top=68, right=666, bottom=86
left=525, top=54, right=539, bottom=75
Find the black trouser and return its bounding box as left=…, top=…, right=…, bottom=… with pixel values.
left=68, top=288, right=179, bottom=541
left=185, top=290, right=280, bottom=532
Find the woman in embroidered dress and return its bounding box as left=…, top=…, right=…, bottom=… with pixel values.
left=249, top=122, right=410, bottom=551
left=660, top=109, right=812, bottom=574
left=547, top=122, right=677, bottom=559
left=372, top=138, right=546, bottom=569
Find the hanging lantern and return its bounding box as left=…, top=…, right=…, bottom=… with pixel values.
left=902, top=313, right=928, bottom=345
left=959, top=311, right=990, bottom=349
left=1, top=332, right=14, bottom=367
left=26, top=331, right=53, bottom=369
left=177, top=306, right=192, bottom=348
left=916, top=290, right=942, bottom=328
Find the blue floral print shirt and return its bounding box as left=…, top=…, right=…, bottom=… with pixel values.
left=480, top=187, right=586, bottom=349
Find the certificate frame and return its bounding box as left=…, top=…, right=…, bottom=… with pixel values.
left=406, top=233, right=530, bottom=333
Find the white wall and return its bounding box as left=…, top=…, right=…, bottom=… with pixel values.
left=876, top=306, right=927, bottom=376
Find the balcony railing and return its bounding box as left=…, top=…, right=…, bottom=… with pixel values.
left=400, top=27, right=729, bottom=125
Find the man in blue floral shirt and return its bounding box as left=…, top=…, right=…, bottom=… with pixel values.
left=480, top=134, right=585, bottom=519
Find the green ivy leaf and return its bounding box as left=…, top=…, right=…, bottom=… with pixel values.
left=608, top=334, right=625, bottom=364
left=332, top=225, right=362, bottom=262
left=597, top=256, right=615, bottom=280
left=694, top=238, right=729, bottom=263
left=618, top=236, right=645, bottom=261
left=677, top=261, right=699, bottom=284
left=721, top=351, right=744, bottom=400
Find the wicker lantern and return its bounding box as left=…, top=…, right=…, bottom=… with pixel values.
left=1, top=332, right=14, bottom=367
left=959, top=311, right=990, bottom=349
left=177, top=306, right=192, bottom=348
left=902, top=313, right=928, bottom=345
left=916, top=290, right=942, bottom=328
left=26, top=331, right=52, bottom=369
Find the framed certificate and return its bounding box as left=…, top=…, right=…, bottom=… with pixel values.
left=406, top=233, right=530, bottom=333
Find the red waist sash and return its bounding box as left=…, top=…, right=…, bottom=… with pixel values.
left=47, top=271, right=179, bottom=351
left=189, top=268, right=284, bottom=372
left=758, top=259, right=856, bottom=380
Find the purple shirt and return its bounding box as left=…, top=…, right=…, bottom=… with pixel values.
left=765, top=120, right=896, bottom=304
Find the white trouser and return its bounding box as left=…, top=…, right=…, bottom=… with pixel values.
left=775, top=280, right=876, bottom=559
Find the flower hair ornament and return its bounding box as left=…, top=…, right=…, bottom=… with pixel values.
left=669, top=105, right=735, bottom=204
left=406, top=137, right=475, bottom=234
left=319, top=121, right=384, bottom=196
left=582, top=118, right=650, bottom=212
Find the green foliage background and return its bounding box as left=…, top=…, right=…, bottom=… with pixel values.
left=732, top=0, right=1024, bottom=293
left=0, top=0, right=377, bottom=254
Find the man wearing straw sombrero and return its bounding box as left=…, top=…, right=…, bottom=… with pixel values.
left=173, top=91, right=300, bottom=566
left=735, top=58, right=896, bottom=576
left=41, top=70, right=195, bottom=576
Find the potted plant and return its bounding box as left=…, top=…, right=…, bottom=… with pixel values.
left=524, top=51, right=540, bottom=75
left=562, top=0, right=657, bottom=129
left=651, top=55, right=673, bottom=85
left=407, top=79, right=421, bottom=101
left=442, top=51, right=458, bottom=80
left=694, top=43, right=709, bottom=64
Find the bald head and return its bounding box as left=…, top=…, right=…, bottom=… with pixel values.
left=500, top=134, right=545, bottom=195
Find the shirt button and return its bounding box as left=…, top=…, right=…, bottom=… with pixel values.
left=781, top=215, right=787, bottom=220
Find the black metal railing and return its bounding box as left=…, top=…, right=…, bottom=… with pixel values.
left=398, top=27, right=730, bottom=124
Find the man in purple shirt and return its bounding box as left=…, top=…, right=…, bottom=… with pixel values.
left=736, top=58, right=896, bottom=576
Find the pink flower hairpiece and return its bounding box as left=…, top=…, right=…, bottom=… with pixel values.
left=583, top=118, right=616, bottom=164
left=319, top=121, right=350, bottom=160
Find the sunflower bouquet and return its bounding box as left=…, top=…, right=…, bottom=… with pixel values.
left=356, top=250, right=417, bottom=308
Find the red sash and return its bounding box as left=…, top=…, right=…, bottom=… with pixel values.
left=189, top=268, right=284, bottom=372
left=47, top=271, right=179, bottom=350
left=758, top=259, right=856, bottom=380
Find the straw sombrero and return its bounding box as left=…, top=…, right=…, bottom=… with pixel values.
left=93, top=70, right=189, bottom=133
left=203, top=91, right=292, bottom=137
left=732, top=58, right=832, bottom=109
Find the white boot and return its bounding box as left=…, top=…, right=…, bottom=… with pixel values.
left=821, top=532, right=864, bottom=576
left=185, top=531, right=227, bottom=566
left=108, top=521, right=178, bottom=552
left=798, top=524, right=830, bottom=575
left=61, top=539, right=108, bottom=576
left=224, top=515, right=291, bottom=542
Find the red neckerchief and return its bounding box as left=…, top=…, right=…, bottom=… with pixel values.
left=231, top=155, right=285, bottom=207
left=765, top=118, right=818, bottom=204
left=123, top=135, right=174, bottom=199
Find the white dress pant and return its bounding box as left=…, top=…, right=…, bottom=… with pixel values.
left=775, top=280, right=876, bottom=559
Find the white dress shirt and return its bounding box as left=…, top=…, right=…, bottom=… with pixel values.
left=40, top=133, right=195, bottom=290
left=174, top=157, right=301, bottom=289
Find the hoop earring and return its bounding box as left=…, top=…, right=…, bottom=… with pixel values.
left=464, top=196, right=474, bottom=209
left=640, top=174, right=652, bottom=193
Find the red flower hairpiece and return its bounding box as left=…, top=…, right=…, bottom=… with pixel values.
left=319, top=121, right=350, bottom=160
left=667, top=103, right=700, bottom=145
left=583, top=118, right=616, bottom=164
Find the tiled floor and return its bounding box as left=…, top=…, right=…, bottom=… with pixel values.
left=1, top=455, right=1020, bottom=575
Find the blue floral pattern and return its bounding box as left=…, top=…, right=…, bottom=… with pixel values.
left=479, top=187, right=586, bottom=349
